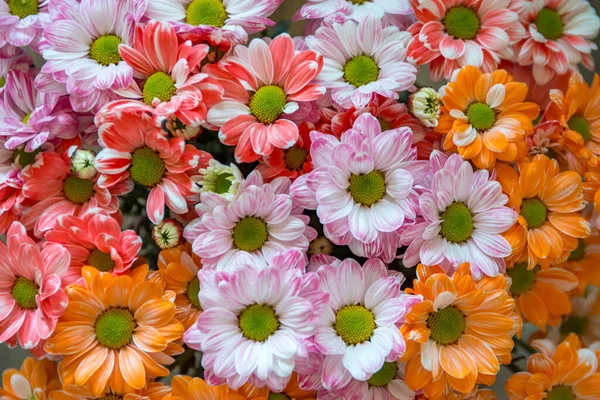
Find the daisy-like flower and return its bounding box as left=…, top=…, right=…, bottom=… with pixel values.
left=0, top=357, right=60, bottom=399
left=401, top=151, right=517, bottom=279
left=290, top=113, right=427, bottom=263
left=49, top=382, right=172, bottom=400
left=526, top=121, right=563, bottom=160
left=306, top=17, right=416, bottom=109
left=69, top=149, right=97, bottom=180
left=436, top=66, right=540, bottom=169
left=205, top=34, right=324, bottom=163
left=516, top=0, right=600, bottom=85
left=401, top=263, right=522, bottom=399
left=234, top=373, right=317, bottom=399
left=193, top=159, right=243, bottom=201
left=0, top=222, right=70, bottom=353
left=406, top=0, right=524, bottom=81
left=44, top=265, right=185, bottom=397
left=183, top=250, right=328, bottom=390
left=0, top=70, right=78, bottom=151
left=294, top=0, right=413, bottom=22
left=184, top=171, right=316, bottom=270
left=95, top=112, right=212, bottom=224
left=554, top=232, right=600, bottom=296
left=0, top=0, right=49, bottom=51
left=0, top=49, right=31, bottom=93
left=505, top=333, right=600, bottom=400
left=410, top=87, right=442, bottom=128
left=164, top=375, right=232, bottom=400
left=152, top=218, right=184, bottom=250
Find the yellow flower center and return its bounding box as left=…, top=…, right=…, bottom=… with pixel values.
left=507, top=263, right=536, bottom=295
left=0, top=76, right=5, bottom=88
left=63, top=176, right=95, bottom=204
left=249, top=85, right=287, bottom=124
left=232, top=216, right=268, bottom=252
left=214, top=172, right=233, bottom=194
left=568, top=115, right=591, bottom=142
left=95, top=308, right=136, bottom=349
left=186, top=0, right=227, bottom=27
left=21, top=112, right=32, bottom=125
left=284, top=147, right=308, bottom=171
left=535, top=8, right=563, bottom=41
left=335, top=305, right=376, bottom=345
left=467, top=102, right=496, bottom=131
left=428, top=306, right=465, bottom=345
left=443, top=6, right=480, bottom=40
left=89, top=35, right=122, bottom=67
left=239, top=304, right=279, bottom=342
left=568, top=239, right=585, bottom=261
left=349, top=170, right=386, bottom=206
left=368, top=362, right=398, bottom=387
left=7, top=0, right=38, bottom=19
left=187, top=276, right=201, bottom=309
left=12, top=148, right=40, bottom=167
left=143, top=72, right=177, bottom=105
left=11, top=277, right=38, bottom=309
left=343, top=55, right=379, bottom=88
left=87, top=249, right=115, bottom=272
left=440, top=202, right=473, bottom=243
left=268, top=394, right=291, bottom=400
left=560, top=315, right=587, bottom=337
left=546, top=385, right=574, bottom=400
left=130, top=147, right=166, bottom=187
left=521, top=198, right=547, bottom=229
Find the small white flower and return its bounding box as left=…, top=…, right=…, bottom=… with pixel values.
left=193, top=159, right=243, bottom=200
left=70, top=149, right=97, bottom=180
left=410, top=87, right=441, bottom=128
left=152, top=218, right=184, bottom=249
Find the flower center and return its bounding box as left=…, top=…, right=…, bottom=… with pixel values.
left=368, top=362, right=398, bottom=387
left=440, top=202, right=473, bottom=243
left=568, top=115, right=591, bottom=142
left=143, top=72, right=177, bottom=106
left=7, top=0, right=38, bottom=19
left=63, top=176, right=95, bottom=204
left=87, top=249, right=115, bottom=272
left=443, top=6, right=480, bottom=40
left=343, top=55, right=379, bottom=88
left=214, top=172, right=233, bottom=194
left=249, top=85, right=287, bottom=124
left=185, top=0, right=227, bottom=27
left=12, top=148, right=40, bottom=167
left=427, top=306, right=465, bottom=345
left=535, top=8, right=563, bottom=41
left=521, top=198, right=547, bottom=229
left=130, top=147, right=166, bottom=187
left=99, top=396, right=122, bottom=400
left=232, top=216, right=268, bottom=252
left=349, top=170, right=386, bottom=206
left=268, top=394, right=291, bottom=400
left=239, top=304, right=279, bottom=342
left=89, top=35, right=122, bottom=67
left=284, top=147, right=308, bottom=171
left=568, top=239, right=585, bottom=261
left=467, top=102, right=496, bottom=131
left=11, top=276, right=38, bottom=309
left=22, top=113, right=31, bottom=125
left=546, top=386, right=574, bottom=400
left=0, top=76, right=5, bottom=88
left=378, top=118, right=390, bottom=132
left=335, top=305, right=376, bottom=345
left=507, top=263, right=536, bottom=295
left=560, top=315, right=587, bottom=337
left=187, top=276, right=201, bottom=309
left=95, top=308, right=136, bottom=349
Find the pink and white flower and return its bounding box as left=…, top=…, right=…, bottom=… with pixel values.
left=0, top=49, right=31, bottom=93
left=294, top=0, right=413, bottom=23
left=0, top=0, right=50, bottom=51
left=0, top=171, right=25, bottom=234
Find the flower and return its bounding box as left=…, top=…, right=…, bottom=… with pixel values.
left=516, top=0, right=600, bottom=85
left=193, top=159, right=243, bottom=201
left=152, top=218, right=184, bottom=250
left=410, top=87, right=442, bottom=128
left=164, top=375, right=232, bottom=400
left=44, top=265, right=185, bottom=396
left=401, top=263, right=522, bottom=398
left=306, top=17, right=416, bottom=109
left=0, top=357, right=60, bottom=399
left=95, top=112, right=212, bottom=224
left=0, top=222, right=70, bottom=353
left=234, top=373, right=317, bottom=399
left=0, top=0, right=49, bottom=51
left=205, top=34, right=324, bottom=163
left=526, top=121, right=563, bottom=160
left=49, top=382, right=172, bottom=400
left=294, top=0, right=413, bottom=22
left=505, top=333, right=600, bottom=400
left=435, top=66, right=540, bottom=169
left=0, top=49, right=31, bottom=92
left=0, top=172, right=26, bottom=234
left=406, top=0, right=524, bottom=81
left=183, top=250, right=327, bottom=390
left=290, top=113, right=427, bottom=263
left=184, top=171, right=316, bottom=271
left=69, top=149, right=97, bottom=180
left=554, top=232, right=600, bottom=296
left=401, top=151, right=517, bottom=279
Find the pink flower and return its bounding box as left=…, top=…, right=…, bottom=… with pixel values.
left=400, top=151, right=518, bottom=279
left=406, top=0, right=525, bottom=81
left=184, top=170, right=317, bottom=271
left=0, top=222, right=70, bottom=352
left=0, top=0, right=50, bottom=51
left=294, top=0, right=412, bottom=22
left=306, top=17, right=416, bottom=109
left=205, top=34, right=325, bottom=163
left=0, top=49, right=32, bottom=93
left=0, top=172, right=25, bottom=234
left=95, top=112, right=211, bottom=224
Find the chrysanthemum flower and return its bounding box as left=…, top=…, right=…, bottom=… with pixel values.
left=554, top=232, right=600, bottom=296
left=410, top=87, right=442, bottom=128
left=555, top=287, right=600, bottom=347
left=45, top=265, right=184, bottom=396
left=406, top=0, right=524, bottom=81
left=516, top=0, right=600, bottom=85
left=235, top=373, right=317, bottom=399
left=306, top=17, right=416, bottom=109
left=436, top=66, right=540, bottom=169
left=526, top=121, right=563, bottom=161
left=205, top=34, right=324, bottom=163
left=0, top=172, right=26, bottom=234
left=49, top=382, right=172, bottom=400
left=0, top=0, right=49, bottom=51
left=0, top=357, right=60, bottom=399
left=401, top=263, right=522, bottom=399
left=505, top=333, right=600, bottom=400
left=193, top=159, right=243, bottom=201
left=294, top=0, right=412, bottom=22
left=152, top=218, right=184, bottom=250
left=183, top=250, right=327, bottom=390
left=164, top=375, right=231, bottom=400
left=0, top=49, right=31, bottom=93
left=95, top=112, right=211, bottom=224
left=401, top=151, right=517, bottom=279
left=0, top=222, right=70, bottom=352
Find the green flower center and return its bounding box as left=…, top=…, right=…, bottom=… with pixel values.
left=143, top=72, right=177, bottom=106
left=187, top=276, right=201, bottom=309
left=21, top=113, right=31, bottom=125
left=7, top=0, right=38, bottom=19
left=368, top=362, right=398, bottom=387
left=95, top=308, right=136, bottom=349
left=440, top=202, right=474, bottom=243
left=239, top=304, right=279, bottom=342
left=249, top=85, right=287, bottom=124
left=268, top=394, right=291, bottom=400
left=427, top=306, right=465, bottom=345
left=560, top=315, right=587, bottom=337
left=378, top=119, right=390, bottom=132
left=63, top=176, right=95, bottom=204
left=507, top=263, right=536, bottom=295
left=521, top=198, right=547, bottom=229
left=349, top=170, right=386, bottom=206
left=467, top=102, right=496, bottom=131
left=443, top=6, right=480, bottom=40
left=130, top=147, right=166, bottom=187
left=11, top=277, right=38, bottom=309
left=186, top=0, right=227, bottom=27
left=546, top=386, right=574, bottom=400
left=89, top=35, right=122, bottom=67
left=568, top=239, right=586, bottom=261
left=214, top=172, right=233, bottom=194
left=0, top=77, right=5, bottom=88
left=335, top=305, right=376, bottom=345
left=343, top=55, right=379, bottom=88
left=12, top=148, right=40, bottom=167
left=232, top=216, right=268, bottom=252
left=284, top=147, right=308, bottom=171
left=568, top=115, right=591, bottom=142
left=535, top=8, right=563, bottom=41
left=87, top=249, right=115, bottom=272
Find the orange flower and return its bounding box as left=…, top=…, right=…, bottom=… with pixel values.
left=436, top=66, right=539, bottom=169
left=164, top=375, right=258, bottom=400
left=236, top=373, right=317, bottom=399
left=554, top=232, right=600, bottom=296
left=583, top=169, right=600, bottom=220
left=549, top=286, right=600, bottom=347
left=416, top=386, right=497, bottom=400
left=0, top=357, right=61, bottom=400
left=48, top=382, right=172, bottom=400
left=401, top=263, right=521, bottom=399
left=505, top=333, right=600, bottom=400
left=44, top=265, right=184, bottom=397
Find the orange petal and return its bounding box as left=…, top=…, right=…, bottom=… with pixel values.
left=573, top=373, right=600, bottom=398
left=74, top=345, right=107, bottom=387
left=128, top=281, right=164, bottom=312
left=135, top=299, right=176, bottom=326
left=105, top=276, right=133, bottom=309
left=505, top=372, right=532, bottom=399
left=536, top=268, right=578, bottom=292
left=527, top=227, right=552, bottom=259
left=527, top=353, right=555, bottom=377
left=405, top=357, right=432, bottom=391
left=406, top=301, right=434, bottom=324
left=540, top=172, right=583, bottom=209
left=132, top=325, right=167, bottom=353
left=118, top=346, right=146, bottom=390
left=483, top=130, right=508, bottom=153
left=548, top=212, right=591, bottom=238
left=518, top=292, right=549, bottom=331
left=87, top=349, right=115, bottom=397
left=439, top=345, right=477, bottom=379
left=532, top=282, right=572, bottom=317
left=464, top=313, right=514, bottom=336
left=44, top=326, right=96, bottom=356
left=457, top=334, right=500, bottom=375
left=426, top=274, right=458, bottom=298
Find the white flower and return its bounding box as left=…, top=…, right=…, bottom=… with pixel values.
left=410, top=88, right=441, bottom=128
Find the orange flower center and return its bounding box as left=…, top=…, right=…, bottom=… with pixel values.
left=87, top=249, right=116, bottom=272
left=187, top=276, right=201, bottom=310
left=507, top=263, right=536, bottom=295
left=546, top=385, right=574, bottom=400
left=568, top=115, right=591, bottom=142
left=95, top=308, right=136, bottom=349
left=11, top=276, right=38, bottom=309
left=63, top=176, right=95, bottom=204
left=284, top=147, right=308, bottom=171
left=427, top=306, right=465, bottom=345
left=367, top=362, right=398, bottom=387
